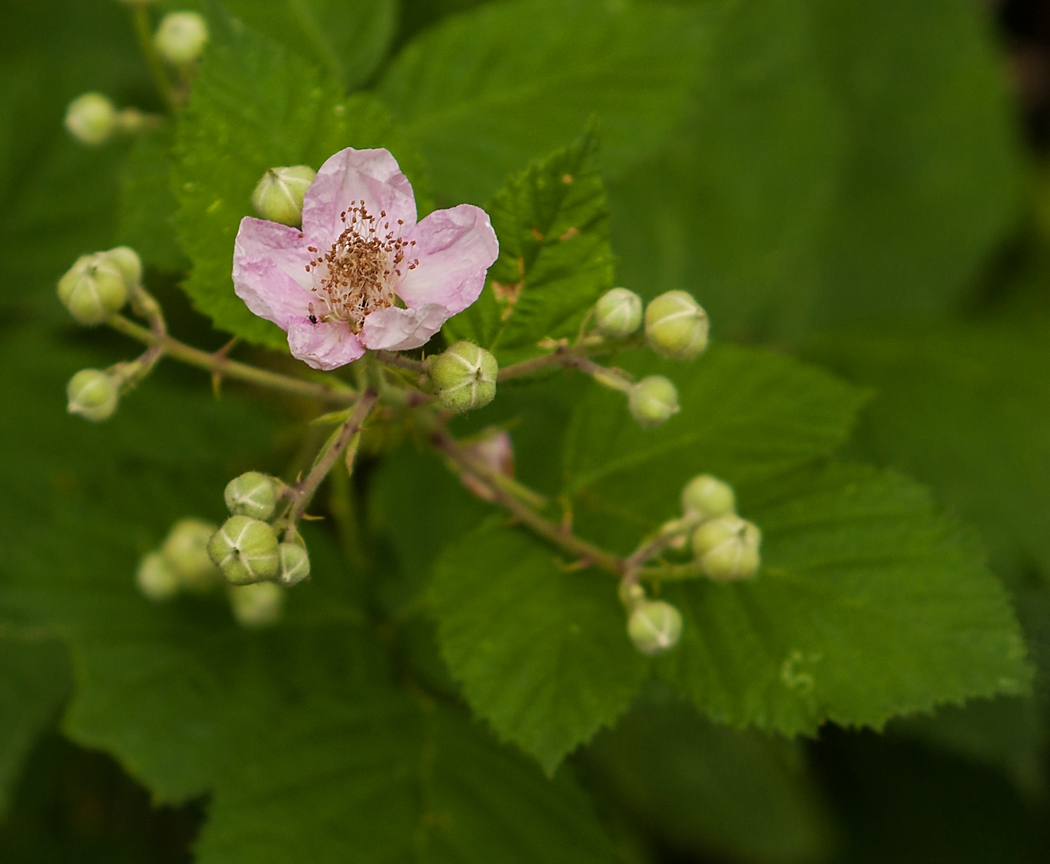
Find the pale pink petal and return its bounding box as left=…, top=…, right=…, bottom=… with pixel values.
left=233, top=217, right=315, bottom=328
left=360, top=304, right=450, bottom=351
left=286, top=317, right=365, bottom=371
left=302, top=148, right=417, bottom=246
left=396, top=205, right=498, bottom=314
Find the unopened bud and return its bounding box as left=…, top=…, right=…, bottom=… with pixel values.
left=277, top=542, right=311, bottom=586
left=67, top=369, right=120, bottom=422
left=691, top=515, right=761, bottom=581
left=136, top=552, right=180, bottom=601
left=105, top=246, right=143, bottom=289
left=628, top=375, right=679, bottom=428
left=162, top=518, right=221, bottom=591
left=430, top=341, right=498, bottom=412
left=627, top=600, right=683, bottom=656
left=645, top=291, right=709, bottom=360
left=154, top=12, right=209, bottom=65
left=681, top=474, right=736, bottom=521
left=251, top=166, right=316, bottom=227
left=228, top=582, right=284, bottom=628
left=58, top=253, right=128, bottom=324
left=224, top=472, right=279, bottom=521
left=208, top=516, right=280, bottom=585
left=64, top=93, right=117, bottom=146
left=595, top=287, right=643, bottom=339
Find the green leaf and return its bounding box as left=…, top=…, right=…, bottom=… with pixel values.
left=378, top=0, right=711, bottom=203
left=444, top=129, right=614, bottom=366
left=196, top=698, right=618, bottom=864
left=173, top=23, right=424, bottom=347
left=802, top=322, right=1050, bottom=583
left=0, top=328, right=617, bottom=859
left=585, top=691, right=836, bottom=864
left=563, top=345, right=867, bottom=547
left=0, top=636, right=71, bottom=816
left=610, top=0, right=1022, bottom=340
left=431, top=520, right=647, bottom=774
left=655, top=462, right=1031, bottom=734
left=222, top=0, right=398, bottom=90
left=117, top=123, right=186, bottom=272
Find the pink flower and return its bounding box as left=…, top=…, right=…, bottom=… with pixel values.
left=233, top=148, right=498, bottom=370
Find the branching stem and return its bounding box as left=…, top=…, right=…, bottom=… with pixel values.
left=432, top=431, right=625, bottom=576
left=107, top=314, right=358, bottom=405
left=282, top=390, right=378, bottom=539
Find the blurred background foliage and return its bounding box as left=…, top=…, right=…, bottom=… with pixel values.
left=1, top=0, right=1050, bottom=861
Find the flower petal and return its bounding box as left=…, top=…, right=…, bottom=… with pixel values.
left=233, top=217, right=314, bottom=328
left=360, top=304, right=451, bottom=351
left=302, top=148, right=417, bottom=247
left=286, top=317, right=365, bottom=371
left=397, top=204, right=499, bottom=314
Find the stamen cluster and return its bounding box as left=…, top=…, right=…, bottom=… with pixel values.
left=305, top=202, right=419, bottom=332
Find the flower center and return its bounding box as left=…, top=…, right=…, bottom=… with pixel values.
left=304, top=201, right=418, bottom=332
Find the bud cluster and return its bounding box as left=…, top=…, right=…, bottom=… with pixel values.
left=136, top=518, right=223, bottom=601
left=206, top=472, right=312, bottom=590
left=64, top=94, right=155, bottom=146
left=58, top=246, right=141, bottom=326
left=584, top=287, right=709, bottom=431
left=679, top=474, right=762, bottom=581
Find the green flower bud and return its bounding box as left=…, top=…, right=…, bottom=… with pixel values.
left=136, top=552, right=180, bottom=602
left=628, top=375, right=679, bottom=428
left=595, top=287, right=643, bottom=339
left=58, top=253, right=128, bottom=325
left=251, top=166, right=316, bottom=227
left=162, top=518, right=221, bottom=591
left=691, top=515, right=761, bottom=581
left=224, top=471, right=279, bottom=521
left=681, top=474, right=736, bottom=521
left=228, top=582, right=284, bottom=628
left=154, top=11, right=209, bottom=65
left=105, top=246, right=143, bottom=289
left=277, top=542, right=311, bottom=586
left=67, top=369, right=120, bottom=422
left=645, top=290, right=709, bottom=360
left=627, top=600, right=683, bottom=656
left=64, top=93, right=117, bottom=146
left=207, top=516, right=280, bottom=585
left=429, top=341, right=498, bottom=413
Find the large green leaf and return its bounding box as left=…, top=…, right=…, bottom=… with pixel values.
left=444, top=130, right=614, bottom=365
left=197, top=698, right=617, bottom=864
left=802, top=322, right=1050, bottom=583
left=610, top=0, right=1021, bottom=340
left=378, top=0, right=712, bottom=203
left=655, top=462, right=1031, bottom=734
left=432, top=520, right=647, bottom=774
left=563, top=345, right=867, bottom=545
left=0, top=326, right=618, bottom=859
left=0, top=637, right=71, bottom=816
left=223, top=0, right=397, bottom=90
left=173, top=23, right=424, bottom=346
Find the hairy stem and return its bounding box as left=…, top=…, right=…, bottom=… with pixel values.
left=107, top=315, right=358, bottom=405
left=130, top=4, right=176, bottom=112
left=432, top=431, right=625, bottom=576
left=283, top=390, right=378, bottom=537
